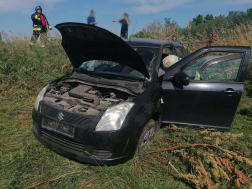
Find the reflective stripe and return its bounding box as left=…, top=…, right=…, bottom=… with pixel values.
left=194, top=71, right=201, bottom=80
left=33, top=25, right=41, bottom=31
left=197, top=73, right=200, bottom=80
left=35, top=15, right=41, bottom=20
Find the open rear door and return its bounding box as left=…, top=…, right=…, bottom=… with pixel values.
left=161, top=46, right=251, bottom=131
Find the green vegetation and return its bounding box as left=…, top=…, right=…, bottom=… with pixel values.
left=134, top=8, right=252, bottom=40
left=1, top=15, right=252, bottom=188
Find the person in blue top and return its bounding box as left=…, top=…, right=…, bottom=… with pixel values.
left=87, top=10, right=97, bottom=26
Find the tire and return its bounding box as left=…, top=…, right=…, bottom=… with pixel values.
left=136, top=119, right=156, bottom=153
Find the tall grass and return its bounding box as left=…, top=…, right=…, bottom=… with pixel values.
left=0, top=26, right=252, bottom=189
left=0, top=37, right=71, bottom=90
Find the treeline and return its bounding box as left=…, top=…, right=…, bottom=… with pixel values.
left=134, top=8, right=252, bottom=40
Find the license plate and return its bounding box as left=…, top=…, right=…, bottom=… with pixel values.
left=41, top=117, right=75, bottom=138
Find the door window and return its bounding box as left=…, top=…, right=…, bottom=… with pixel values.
left=182, top=52, right=242, bottom=82
left=176, top=47, right=185, bottom=58
left=162, top=46, right=175, bottom=61
left=162, top=46, right=173, bottom=55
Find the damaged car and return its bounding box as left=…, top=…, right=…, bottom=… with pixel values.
left=32, top=23, right=251, bottom=165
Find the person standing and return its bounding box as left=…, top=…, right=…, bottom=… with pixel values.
left=87, top=10, right=98, bottom=26
left=113, top=13, right=130, bottom=39
left=30, top=6, right=52, bottom=48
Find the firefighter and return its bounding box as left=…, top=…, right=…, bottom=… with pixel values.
left=160, top=55, right=201, bottom=80
left=159, top=55, right=181, bottom=77
left=162, top=55, right=180, bottom=70
left=30, top=6, right=52, bottom=48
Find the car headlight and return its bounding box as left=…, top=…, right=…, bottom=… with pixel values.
left=34, top=85, right=49, bottom=111
left=95, top=102, right=134, bottom=131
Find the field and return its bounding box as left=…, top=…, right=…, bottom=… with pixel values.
left=0, top=23, right=252, bottom=188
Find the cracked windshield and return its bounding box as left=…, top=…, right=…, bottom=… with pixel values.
left=79, top=47, right=158, bottom=79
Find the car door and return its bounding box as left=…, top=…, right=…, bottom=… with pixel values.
left=161, top=46, right=251, bottom=130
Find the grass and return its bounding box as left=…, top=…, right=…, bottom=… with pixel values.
left=0, top=27, right=252, bottom=188
left=0, top=86, right=251, bottom=188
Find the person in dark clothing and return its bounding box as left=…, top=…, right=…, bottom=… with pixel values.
left=30, top=6, right=52, bottom=48
left=113, top=13, right=130, bottom=39
left=87, top=10, right=98, bottom=26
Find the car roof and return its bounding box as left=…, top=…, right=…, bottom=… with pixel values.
left=125, top=38, right=183, bottom=47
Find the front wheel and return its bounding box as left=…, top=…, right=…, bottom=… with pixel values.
left=136, top=119, right=156, bottom=153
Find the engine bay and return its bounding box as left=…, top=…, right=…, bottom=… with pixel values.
left=43, top=80, right=135, bottom=116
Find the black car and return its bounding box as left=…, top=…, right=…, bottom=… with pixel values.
left=32, top=23, right=251, bottom=165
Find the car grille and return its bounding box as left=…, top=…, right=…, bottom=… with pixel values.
left=40, top=102, right=91, bottom=128
left=42, top=130, right=85, bottom=153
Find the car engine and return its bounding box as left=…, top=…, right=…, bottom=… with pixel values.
left=42, top=81, right=135, bottom=117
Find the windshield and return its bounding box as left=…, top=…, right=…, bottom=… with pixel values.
left=77, top=47, right=159, bottom=80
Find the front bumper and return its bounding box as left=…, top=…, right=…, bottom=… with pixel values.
left=32, top=100, right=139, bottom=165
left=32, top=121, right=134, bottom=165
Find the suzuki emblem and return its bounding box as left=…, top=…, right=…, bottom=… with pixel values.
left=58, top=112, right=64, bottom=121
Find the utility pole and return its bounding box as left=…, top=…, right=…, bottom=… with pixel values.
left=0, top=32, right=2, bottom=42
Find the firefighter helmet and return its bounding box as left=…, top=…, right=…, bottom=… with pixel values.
left=35, top=6, right=42, bottom=12
left=162, top=55, right=180, bottom=70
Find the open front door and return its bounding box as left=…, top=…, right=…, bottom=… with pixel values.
left=161, top=46, right=251, bottom=131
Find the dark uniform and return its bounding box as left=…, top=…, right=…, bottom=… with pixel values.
left=30, top=7, right=52, bottom=47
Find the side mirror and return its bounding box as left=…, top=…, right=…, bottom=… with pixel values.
left=173, top=72, right=190, bottom=86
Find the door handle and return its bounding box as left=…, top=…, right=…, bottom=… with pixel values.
left=221, top=88, right=240, bottom=95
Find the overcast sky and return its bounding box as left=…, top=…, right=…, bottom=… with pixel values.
left=0, top=0, right=252, bottom=38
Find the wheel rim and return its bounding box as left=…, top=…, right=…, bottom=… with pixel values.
left=138, top=126, right=155, bottom=151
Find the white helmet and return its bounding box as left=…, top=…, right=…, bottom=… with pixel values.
left=162, top=55, right=180, bottom=70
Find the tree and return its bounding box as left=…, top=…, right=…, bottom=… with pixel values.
left=204, top=14, right=214, bottom=22
left=164, top=18, right=179, bottom=28
left=227, top=11, right=248, bottom=25
left=133, top=20, right=168, bottom=39
left=133, top=30, right=153, bottom=38
left=193, top=14, right=204, bottom=25
left=134, top=8, right=252, bottom=40
left=247, top=8, right=252, bottom=20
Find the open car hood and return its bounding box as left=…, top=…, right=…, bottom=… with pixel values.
left=55, top=23, right=150, bottom=78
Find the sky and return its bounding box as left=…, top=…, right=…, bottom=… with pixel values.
left=0, top=0, right=252, bottom=38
